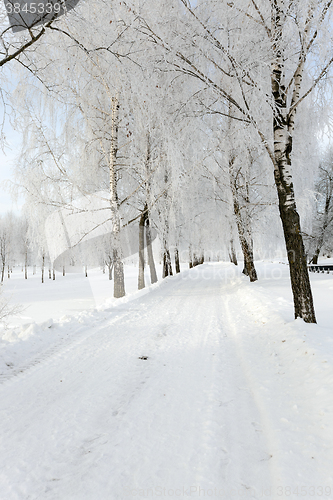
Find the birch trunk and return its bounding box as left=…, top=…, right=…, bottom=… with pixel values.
left=229, top=165, right=257, bottom=282
left=162, top=243, right=173, bottom=278
left=229, top=239, right=238, bottom=266
left=138, top=211, right=146, bottom=290
left=109, top=95, right=125, bottom=298
left=175, top=248, right=180, bottom=273
left=232, top=192, right=258, bottom=282
left=25, top=251, right=28, bottom=279
left=41, top=254, right=44, bottom=284
left=106, top=258, right=113, bottom=280
left=143, top=137, right=158, bottom=285
left=146, top=216, right=157, bottom=284
left=189, top=245, right=193, bottom=268
left=226, top=92, right=256, bottom=280
left=271, top=0, right=316, bottom=322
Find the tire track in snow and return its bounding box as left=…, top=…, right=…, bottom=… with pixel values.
left=0, top=308, right=140, bottom=387
left=0, top=265, right=289, bottom=499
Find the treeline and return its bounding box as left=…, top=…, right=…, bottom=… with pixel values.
left=2, top=0, right=333, bottom=322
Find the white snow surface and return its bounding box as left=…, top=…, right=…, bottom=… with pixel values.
left=0, top=261, right=333, bottom=499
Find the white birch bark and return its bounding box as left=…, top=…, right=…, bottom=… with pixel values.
left=138, top=211, right=146, bottom=290
left=271, top=0, right=316, bottom=322
left=109, top=95, right=125, bottom=298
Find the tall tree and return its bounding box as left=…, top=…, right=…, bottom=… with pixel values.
left=135, top=0, right=333, bottom=322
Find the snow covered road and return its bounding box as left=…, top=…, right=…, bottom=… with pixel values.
left=0, top=264, right=333, bottom=499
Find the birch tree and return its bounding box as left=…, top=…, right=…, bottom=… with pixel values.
left=133, top=0, right=333, bottom=322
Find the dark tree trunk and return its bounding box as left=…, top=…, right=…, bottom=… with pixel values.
left=146, top=215, right=157, bottom=284
left=229, top=239, right=238, bottom=266
left=138, top=211, right=146, bottom=290
left=309, top=251, right=319, bottom=265
left=41, top=254, right=45, bottom=284
left=274, top=171, right=316, bottom=322
left=192, top=252, right=204, bottom=267
left=175, top=248, right=180, bottom=273
left=162, top=244, right=173, bottom=278
left=233, top=194, right=258, bottom=282
left=270, top=0, right=316, bottom=323
left=189, top=246, right=193, bottom=268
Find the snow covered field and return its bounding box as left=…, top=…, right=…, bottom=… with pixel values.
left=0, top=261, right=333, bottom=499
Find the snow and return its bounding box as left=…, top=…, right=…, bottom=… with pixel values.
left=0, top=262, right=333, bottom=499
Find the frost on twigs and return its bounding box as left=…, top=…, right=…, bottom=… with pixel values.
left=3, top=0, right=80, bottom=33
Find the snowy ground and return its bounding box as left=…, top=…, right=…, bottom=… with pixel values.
left=0, top=261, right=333, bottom=499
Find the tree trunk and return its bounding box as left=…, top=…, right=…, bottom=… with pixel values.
left=274, top=172, right=316, bottom=322
left=189, top=245, right=193, bottom=268
left=63, top=265, right=65, bottom=276
left=7, top=265, right=10, bottom=279
left=41, top=254, right=45, bottom=284
left=146, top=216, right=157, bottom=284
left=49, top=266, right=52, bottom=279
left=271, top=1, right=316, bottom=322
left=85, top=265, right=88, bottom=278
left=229, top=239, right=238, bottom=266
left=25, top=252, right=28, bottom=280
left=310, top=251, right=319, bottom=265
left=109, top=94, right=125, bottom=298
left=227, top=93, right=256, bottom=281
left=162, top=244, right=173, bottom=278
left=53, top=268, right=55, bottom=280
left=143, top=135, right=158, bottom=285
left=108, top=262, right=113, bottom=280
left=138, top=211, right=146, bottom=290
left=175, top=248, right=180, bottom=273
left=232, top=191, right=258, bottom=282
left=113, top=247, right=125, bottom=297
left=1, top=262, right=4, bottom=283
